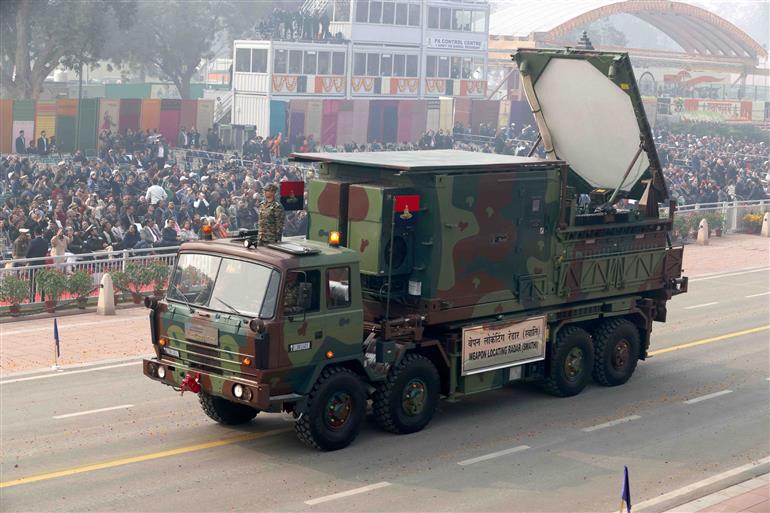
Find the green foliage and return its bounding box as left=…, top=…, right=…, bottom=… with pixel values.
left=110, top=270, right=128, bottom=291
left=0, top=0, right=136, bottom=99
left=36, top=268, right=67, bottom=301
left=147, top=261, right=170, bottom=291
left=1, top=275, right=29, bottom=306
left=702, top=211, right=725, bottom=231
left=123, top=262, right=152, bottom=294
left=67, top=271, right=94, bottom=299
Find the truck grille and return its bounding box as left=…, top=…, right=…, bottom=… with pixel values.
left=165, top=336, right=251, bottom=375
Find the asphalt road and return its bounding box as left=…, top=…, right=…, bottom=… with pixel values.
left=1, top=268, right=768, bottom=512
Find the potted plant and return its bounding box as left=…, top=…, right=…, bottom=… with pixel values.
left=706, top=211, right=725, bottom=237
left=123, top=263, right=152, bottom=304
left=147, top=260, right=170, bottom=298
left=68, top=270, right=94, bottom=309
left=1, top=275, right=29, bottom=316
left=36, top=268, right=67, bottom=313
left=741, top=212, right=763, bottom=234
left=110, top=270, right=127, bottom=305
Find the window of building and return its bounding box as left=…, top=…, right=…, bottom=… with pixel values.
left=471, top=10, right=486, bottom=32
left=438, top=56, right=449, bottom=78
left=274, top=49, right=288, bottom=74
left=381, top=54, right=392, bottom=76
left=427, top=6, right=439, bottom=29
left=354, top=52, right=366, bottom=75
left=392, top=54, right=404, bottom=77
left=366, top=53, right=380, bottom=76
left=382, top=1, right=395, bottom=24
left=289, top=50, right=303, bottom=74
left=453, top=9, right=471, bottom=31
left=368, top=1, right=382, bottom=23
left=251, top=48, right=267, bottom=73
left=355, top=0, right=368, bottom=22
left=235, top=48, right=250, bottom=73
left=426, top=55, right=437, bottom=77
left=450, top=56, right=462, bottom=79
left=303, top=51, right=317, bottom=74
left=332, top=52, right=346, bottom=74
left=408, top=3, right=420, bottom=26
left=439, top=7, right=451, bottom=30
left=333, top=0, right=351, bottom=22
left=461, top=57, right=472, bottom=79
left=473, top=57, right=485, bottom=79
left=406, top=54, right=418, bottom=77
left=317, top=51, right=331, bottom=75
left=395, top=3, right=407, bottom=25
left=326, top=267, right=351, bottom=308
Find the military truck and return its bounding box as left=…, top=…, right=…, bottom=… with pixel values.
left=143, top=49, right=688, bottom=450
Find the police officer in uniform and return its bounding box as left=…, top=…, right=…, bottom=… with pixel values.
left=258, top=183, right=284, bottom=245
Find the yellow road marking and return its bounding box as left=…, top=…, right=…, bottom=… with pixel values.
left=3, top=327, right=768, bottom=489
left=649, top=325, right=770, bottom=356
left=0, top=427, right=291, bottom=489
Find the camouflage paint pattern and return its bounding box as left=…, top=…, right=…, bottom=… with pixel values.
left=145, top=49, right=686, bottom=412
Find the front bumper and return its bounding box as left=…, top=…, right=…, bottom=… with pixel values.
left=143, top=358, right=271, bottom=410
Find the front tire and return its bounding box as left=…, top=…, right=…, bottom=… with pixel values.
left=542, top=325, right=594, bottom=397
left=295, top=367, right=366, bottom=451
left=199, top=392, right=259, bottom=425
left=373, top=353, right=440, bottom=434
left=592, top=318, right=640, bottom=386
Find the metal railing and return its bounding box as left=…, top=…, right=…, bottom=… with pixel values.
left=674, top=199, right=769, bottom=234
left=0, top=246, right=176, bottom=306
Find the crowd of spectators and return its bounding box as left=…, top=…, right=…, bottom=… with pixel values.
left=1, top=144, right=309, bottom=262
left=2, top=121, right=768, bottom=263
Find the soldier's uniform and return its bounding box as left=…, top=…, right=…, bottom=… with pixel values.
left=258, top=184, right=284, bottom=245
left=283, top=280, right=299, bottom=308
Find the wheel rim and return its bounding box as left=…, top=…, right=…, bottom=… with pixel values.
left=612, top=339, right=630, bottom=370
left=402, top=378, right=428, bottom=416
left=325, top=391, right=352, bottom=430
left=564, top=347, right=584, bottom=381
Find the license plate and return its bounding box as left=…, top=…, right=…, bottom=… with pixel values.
left=162, top=347, right=180, bottom=358
left=184, top=322, right=218, bottom=346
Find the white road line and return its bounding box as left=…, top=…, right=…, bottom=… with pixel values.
left=683, top=390, right=733, bottom=404
left=457, top=445, right=531, bottom=466
left=304, top=482, right=391, bottom=506
left=0, top=361, right=142, bottom=385
left=745, top=291, right=770, bottom=298
left=633, top=455, right=770, bottom=512
left=582, top=415, right=641, bottom=432
left=0, top=315, right=147, bottom=336
left=689, top=267, right=770, bottom=282
left=683, top=302, right=718, bottom=310
left=53, top=404, right=134, bottom=419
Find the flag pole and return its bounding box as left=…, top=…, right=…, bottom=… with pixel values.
left=619, top=499, right=625, bottom=513
left=52, top=318, right=61, bottom=371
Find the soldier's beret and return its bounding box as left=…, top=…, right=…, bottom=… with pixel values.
left=264, top=183, right=278, bottom=192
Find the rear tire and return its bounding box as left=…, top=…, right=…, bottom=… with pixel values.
left=542, top=325, right=594, bottom=397
left=373, top=353, right=440, bottom=434
left=295, top=366, right=366, bottom=451
left=592, top=318, right=640, bottom=386
left=199, top=392, right=259, bottom=425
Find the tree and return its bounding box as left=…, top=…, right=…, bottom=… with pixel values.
left=107, top=0, right=300, bottom=99
left=107, top=1, right=228, bottom=99
left=0, top=0, right=136, bottom=99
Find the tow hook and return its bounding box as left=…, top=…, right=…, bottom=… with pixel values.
left=180, top=372, right=201, bottom=396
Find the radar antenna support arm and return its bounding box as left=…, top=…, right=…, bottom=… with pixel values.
left=600, top=142, right=644, bottom=213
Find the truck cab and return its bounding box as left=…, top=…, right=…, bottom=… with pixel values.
left=144, top=238, right=368, bottom=444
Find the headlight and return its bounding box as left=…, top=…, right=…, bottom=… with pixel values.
left=157, top=366, right=166, bottom=379
left=233, top=384, right=244, bottom=399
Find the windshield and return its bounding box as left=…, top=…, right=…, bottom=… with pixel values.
left=167, top=253, right=280, bottom=318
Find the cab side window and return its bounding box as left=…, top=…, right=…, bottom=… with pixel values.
left=284, top=270, right=321, bottom=314
left=326, top=267, right=351, bottom=308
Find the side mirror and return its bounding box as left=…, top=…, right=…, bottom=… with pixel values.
left=298, top=282, right=312, bottom=310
